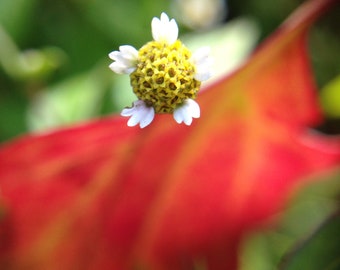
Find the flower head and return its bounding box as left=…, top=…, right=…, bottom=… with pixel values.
left=109, top=12, right=212, bottom=128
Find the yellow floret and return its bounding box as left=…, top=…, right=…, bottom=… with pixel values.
left=130, top=40, right=201, bottom=113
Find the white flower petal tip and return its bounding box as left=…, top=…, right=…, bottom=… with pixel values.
left=173, top=99, right=200, bottom=126
left=121, top=100, right=155, bottom=128
left=109, top=45, right=138, bottom=74
left=192, top=46, right=213, bottom=82
left=152, top=12, right=179, bottom=45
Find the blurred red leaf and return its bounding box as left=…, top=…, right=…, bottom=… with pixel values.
left=0, top=0, right=339, bottom=269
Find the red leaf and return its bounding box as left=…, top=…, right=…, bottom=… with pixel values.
left=0, top=0, right=339, bottom=269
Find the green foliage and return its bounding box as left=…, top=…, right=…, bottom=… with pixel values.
left=0, top=0, right=39, bottom=42
left=0, top=0, right=339, bottom=141
left=241, top=174, right=340, bottom=270
left=0, top=0, right=171, bottom=141
left=280, top=210, right=340, bottom=270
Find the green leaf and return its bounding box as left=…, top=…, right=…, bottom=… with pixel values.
left=0, top=0, right=39, bottom=42
left=72, top=0, right=169, bottom=46
left=241, top=174, right=340, bottom=270
left=279, top=210, right=340, bottom=270
left=26, top=67, right=109, bottom=132
left=0, top=92, right=27, bottom=141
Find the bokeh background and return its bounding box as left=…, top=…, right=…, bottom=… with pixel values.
left=0, top=0, right=339, bottom=269
left=0, top=0, right=339, bottom=142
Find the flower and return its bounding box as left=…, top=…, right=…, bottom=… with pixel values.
left=120, top=100, right=155, bottom=128
left=109, top=12, right=212, bottom=128
left=173, top=98, right=200, bottom=125
left=108, top=45, right=138, bottom=75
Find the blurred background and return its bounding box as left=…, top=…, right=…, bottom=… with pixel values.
left=0, top=0, right=339, bottom=142
left=0, top=1, right=339, bottom=269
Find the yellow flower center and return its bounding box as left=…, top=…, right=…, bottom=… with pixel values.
left=130, top=40, right=201, bottom=113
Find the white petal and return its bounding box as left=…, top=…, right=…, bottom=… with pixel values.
left=109, top=62, right=126, bottom=74
left=173, top=99, right=200, bottom=126
left=120, top=106, right=135, bottom=116
left=119, top=45, right=138, bottom=58
left=109, top=62, right=136, bottom=75
left=125, top=66, right=137, bottom=74
left=108, top=45, right=138, bottom=74
left=183, top=111, right=193, bottom=125
left=194, top=69, right=213, bottom=81
left=191, top=46, right=213, bottom=81
left=192, top=47, right=211, bottom=65
left=109, top=46, right=138, bottom=61
left=139, top=108, right=155, bottom=128
left=127, top=112, right=142, bottom=127
left=167, top=19, right=179, bottom=45
left=160, top=12, right=170, bottom=23
left=151, top=12, right=178, bottom=45
left=151, top=17, right=162, bottom=42
left=109, top=51, right=133, bottom=67
left=173, top=107, right=185, bottom=124
left=121, top=100, right=155, bottom=128
left=186, top=99, right=200, bottom=118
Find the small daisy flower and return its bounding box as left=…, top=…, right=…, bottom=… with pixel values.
left=109, top=12, right=212, bottom=128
